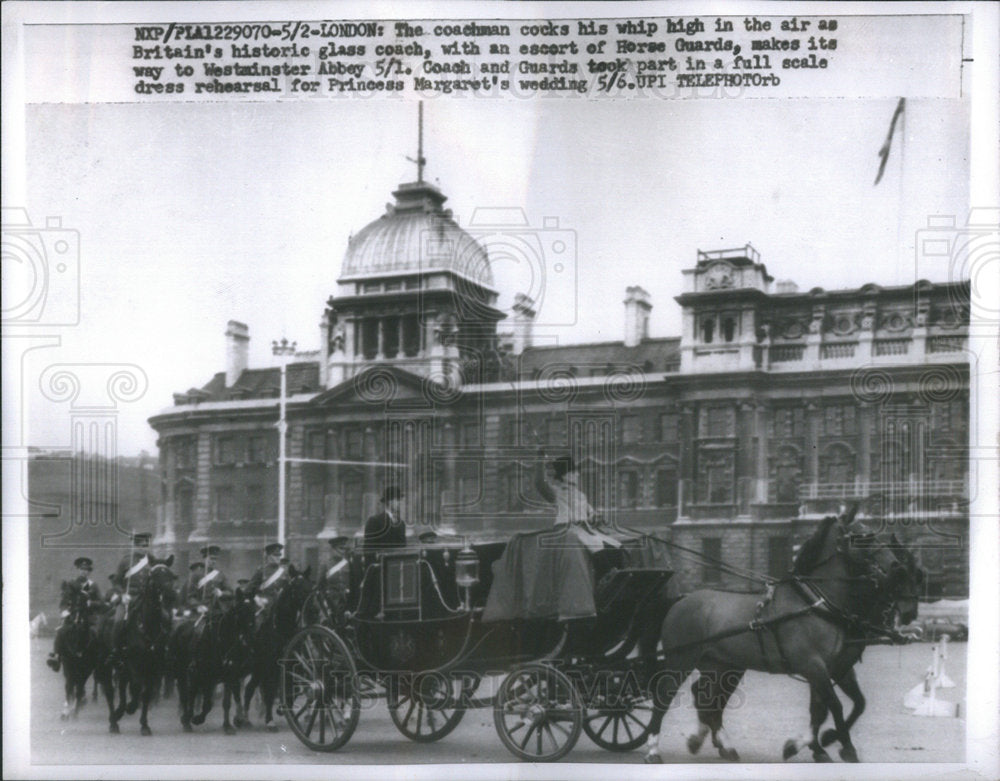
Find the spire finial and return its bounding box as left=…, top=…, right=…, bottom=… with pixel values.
left=406, top=101, right=426, bottom=183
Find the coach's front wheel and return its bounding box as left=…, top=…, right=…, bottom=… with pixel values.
left=280, top=626, right=360, bottom=752
left=494, top=663, right=582, bottom=762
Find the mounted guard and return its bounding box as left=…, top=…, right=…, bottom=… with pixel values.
left=47, top=556, right=102, bottom=672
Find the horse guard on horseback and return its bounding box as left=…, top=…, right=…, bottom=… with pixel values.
left=274, top=502, right=923, bottom=763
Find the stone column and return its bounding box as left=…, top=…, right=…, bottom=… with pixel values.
left=191, top=431, right=212, bottom=542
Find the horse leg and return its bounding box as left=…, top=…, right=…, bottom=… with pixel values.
left=700, top=669, right=743, bottom=762
left=61, top=673, right=74, bottom=720
left=644, top=656, right=697, bottom=764
left=241, top=675, right=258, bottom=727
left=98, top=666, right=120, bottom=734
left=177, top=669, right=193, bottom=732
left=139, top=677, right=153, bottom=736
left=223, top=680, right=237, bottom=735
left=263, top=671, right=279, bottom=732
left=821, top=668, right=865, bottom=750
left=193, top=673, right=214, bottom=726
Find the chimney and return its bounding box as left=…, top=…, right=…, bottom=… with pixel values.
left=776, top=280, right=799, bottom=294
left=511, top=293, right=536, bottom=356
left=623, top=286, right=651, bottom=348
left=225, top=320, right=249, bottom=387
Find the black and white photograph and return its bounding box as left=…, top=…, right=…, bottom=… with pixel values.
left=3, top=2, right=998, bottom=779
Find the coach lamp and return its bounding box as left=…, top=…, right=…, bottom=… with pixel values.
left=455, top=540, right=480, bottom=611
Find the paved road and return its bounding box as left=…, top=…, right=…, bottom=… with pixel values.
left=28, top=637, right=964, bottom=767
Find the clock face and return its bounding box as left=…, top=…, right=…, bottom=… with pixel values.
left=705, top=263, right=733, bottom=290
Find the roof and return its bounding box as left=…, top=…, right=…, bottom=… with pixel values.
left=175, top=361, right=321, bottom=403
left=515, top=337, right=681, bottom=378
left=340, top=181, right=495, bottom=291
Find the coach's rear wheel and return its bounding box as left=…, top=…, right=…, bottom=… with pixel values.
left=280, top=625, right=360, bottom=752
left=582, top=671, right=655, bottom=752
left=387, top=672, right=479, bottom=743
left=494, top=663, right=582, bottom=762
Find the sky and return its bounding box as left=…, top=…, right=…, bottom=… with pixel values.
left=20, top=95, right=969, bottom=455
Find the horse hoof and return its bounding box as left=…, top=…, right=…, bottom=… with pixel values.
left=182, top=722, right=193, bottom=733
left=265, top=722, right=279, bottom=733
left=686, top=734, right=703, bottom=755
left=813, top=751, right=833, bottom=763
left=141, top=726, right=152, bottom=736
left=782, top=739, right=798, bottom=761
left=720, top=748, right=740, bottom=762
left=191, top=713, right=206, bottom=726
left=840, top=747, right=860, bottom=763
left=820, top=728, right=838, bottom=748
left=643, top=753, right=663, bottom=764
left=224, top=724, right=236, bottom=736
left=109, top=723, right=119, bottom=734
left=233, top=716, right=246, bottom=728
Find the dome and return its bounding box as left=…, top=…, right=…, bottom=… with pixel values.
left=339, top=181, right=496, bottom=291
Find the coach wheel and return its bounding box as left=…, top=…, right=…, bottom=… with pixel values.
left=281, top=625, right=360, bottom=752
left=387, top=671, right=480, bottom=743
left=494, top=663, right=582, bottom=762
left=582, top=672, right=655, bottom=752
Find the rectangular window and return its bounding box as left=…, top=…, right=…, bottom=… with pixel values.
left=383, top=316, right=400, bottom=358
left=307, top=430, right=325, bottom=460
left=304, top=482, right=325, bottom=520
left=246, top=484, right=264, bottom=521
left=247, top=435, right=268, bottom=464
left=772, top=407, right=806, bottom=439
left=177, top=486, right=194, bottom=523
left=702, top=537, right=722, bottom=583
left=697, top=450, right=734, bottom=503
left=701, top=407, right=735, bottom=439
left=620, top=415, right=642, bottom=445
left=345, top=429, right=363, bottom=460
left=402, top=314, right=421, bottom=357
left=384, top=280, right=402, bottom=292
left=618, top=471, right=639, bottom=509
left=213, top=486, right=235, bottom=522
left=361, top=319, right=379, bottom=359
left=343, top=476, right=363, bottom=524
left=175, top=438, right=196, bottom=469
left=658, top=413, right=679, bottom=443
left=768, top=536, right=791, bottom=578
left=501, top=469, right=523, bottom=512
left=655, top=469, right=677, bottom=507
left=461, top=421, right=480, bottom=447
left=215, top=436, right=236, bottom=465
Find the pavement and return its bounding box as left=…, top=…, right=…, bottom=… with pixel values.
left=27, top=637, right=965, bottom=767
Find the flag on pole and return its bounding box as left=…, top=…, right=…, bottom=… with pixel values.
left=874, top=98, right=906, bottom=185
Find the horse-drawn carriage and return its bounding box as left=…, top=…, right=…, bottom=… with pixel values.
left=280, top=526, right=677, bottom=761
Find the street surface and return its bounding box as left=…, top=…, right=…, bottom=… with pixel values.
left=28, top=637, right=965, bottom=766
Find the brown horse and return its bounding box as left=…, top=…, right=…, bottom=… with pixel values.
left=642, top=507, right=909, bottom=763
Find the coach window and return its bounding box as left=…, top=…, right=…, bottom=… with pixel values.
left=702, top=537, right=722, bottom=583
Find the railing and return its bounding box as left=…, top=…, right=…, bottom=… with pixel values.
left=874, top=338, right=910, bottom=356
left=927, top=336, right=966, bottom=354
left=770, top=344, right=805, bottom=363
left=799, top=480, right=968, bottom=500
left=821, top=342, right=857, bottom=359
left=697, top=244, right=760, bottom=264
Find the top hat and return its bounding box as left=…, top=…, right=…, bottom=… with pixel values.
left=74, top=556, right=93, bottom=570
left=200, top=545, right=222, bottom=558
left=131, top=532, right=152, bottom=546
left=552, top=455, right=577, bottom=480
left=327, top=535, right=351, bottom=548
left=382, top=485, right=404, bottom=503
left=264, top=543, right=284, bottom=556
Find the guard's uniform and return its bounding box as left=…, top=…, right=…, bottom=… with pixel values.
left=181, top=566, right=230, bottom=608
left=247, top=560, right=289, bottom=606
left=317, top=552, right=350, bottom=624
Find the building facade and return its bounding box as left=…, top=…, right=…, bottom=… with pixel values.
left=148, top=175, right=970, bottom=596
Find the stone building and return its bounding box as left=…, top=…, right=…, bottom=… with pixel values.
left=148, top=174, right=970, bottom=596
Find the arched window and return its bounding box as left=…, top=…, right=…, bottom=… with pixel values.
left=702, top=317, right=715, bottom=344
left=820, top=443, right=856, bottom=486
left=722, top=316, right=736, bottom=342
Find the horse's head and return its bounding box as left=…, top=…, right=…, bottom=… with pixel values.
left=275, top=565, right=313, bottom=632
left=882, top=534, right=924, bottom=625
left=146, top=555, right=178, bottom=611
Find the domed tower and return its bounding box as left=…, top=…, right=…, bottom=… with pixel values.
left=320, top=108, right=505, bottom=388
